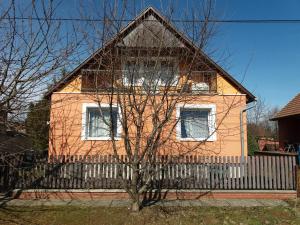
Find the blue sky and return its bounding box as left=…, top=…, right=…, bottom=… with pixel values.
left=211, top=0, right=300, bottom=108
left=51, top=1, right=300, bottom=107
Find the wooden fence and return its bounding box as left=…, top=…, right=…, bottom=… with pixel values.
left=0, top=154, right=297, bottom=191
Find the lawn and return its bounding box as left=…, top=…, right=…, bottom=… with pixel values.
left=0, top=202, right=299, bottom=225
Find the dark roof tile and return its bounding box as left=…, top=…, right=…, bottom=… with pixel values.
left=272, top=93, right=300, bottom=120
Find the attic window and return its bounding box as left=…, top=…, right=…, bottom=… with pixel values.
left=123, top=61, right=143, bottom=85
left=122, top=58, right=178, bottom=87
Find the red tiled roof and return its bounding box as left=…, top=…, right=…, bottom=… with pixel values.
left=271, top=93, right=300, bottom=120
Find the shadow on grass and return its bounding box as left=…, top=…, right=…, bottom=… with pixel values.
left=141, top=181, right=212, bottom=208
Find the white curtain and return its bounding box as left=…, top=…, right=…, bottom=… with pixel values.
left=124, top=60, right=176, bottom=87
left=143, top=60, right=157, bottom=88
left=88, top=108, right=117, bottom=137
left=181, top=109, right=209, bottom=139
left=124, top=61, right=142, bottom=85
left=160, top=61, right=174, bottom=85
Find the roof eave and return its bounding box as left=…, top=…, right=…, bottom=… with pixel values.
left=270, top=113, right=300, bottom=121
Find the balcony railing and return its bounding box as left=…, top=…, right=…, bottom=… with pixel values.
left=81, top=69, right=217, bottom=94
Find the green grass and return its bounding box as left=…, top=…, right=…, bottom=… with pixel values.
left=0, top=202, right=299, bottom=225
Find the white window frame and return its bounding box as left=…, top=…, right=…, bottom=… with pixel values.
left=122, top=57, right=179, bottom=87
left=81, top=103, right=122, bottom=141
left=176, top=104, right=217, bottom=142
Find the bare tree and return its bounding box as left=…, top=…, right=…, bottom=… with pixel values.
left=59, top=0, right=251, bottom=211
left=247, top=97, right=266, bottom=126
left=247, top=97, right=279, bottom=153
left=0, top=0, right=77, bottom=133
left=247, top=97, right=279, bottom=138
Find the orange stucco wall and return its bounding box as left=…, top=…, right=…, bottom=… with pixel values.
left=50, top=62, right=249, bottom=157
left=59, top=76, right=81, bottom=93
left=49, top=92, right=247, bottom=157
left=217, top=75, right=241, bottom=95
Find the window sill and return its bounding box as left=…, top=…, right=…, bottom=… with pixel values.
left=177, top=137, right=216, bottom=142
left=82, top=137, right=121, bottom=141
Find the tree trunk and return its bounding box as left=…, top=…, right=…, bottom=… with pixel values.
left=130, top=162, right=141, bottom=212
left=131, top=200, right=140, bottom=212
left=131, top=193, right=141, bottom=212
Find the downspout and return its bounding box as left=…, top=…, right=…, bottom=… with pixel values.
left=240, top=99, right=257, bottom=162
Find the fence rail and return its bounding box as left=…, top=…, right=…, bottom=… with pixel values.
left=0, top=154, right=297, bottom=191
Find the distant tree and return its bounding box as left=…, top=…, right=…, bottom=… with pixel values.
left=25, top=67, right=66, bottom=151
left=247, top=127, right=259, bottom=156
left=247, top=98, right=279, bottom=155
left=26, top=99, right=50, bottom=151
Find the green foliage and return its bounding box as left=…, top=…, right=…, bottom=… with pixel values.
left=247, top=131, right=259, bottom=156
left=25, top=99, right=50, bottom=151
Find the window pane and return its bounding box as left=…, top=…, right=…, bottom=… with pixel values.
left=160, top=61, right=174, bottom=85
left=144, top=60, right=156, bottom=72
left=124, top=61, right=142, bottom=85
left=180, top=109, right=209, bottom=139
left=144, top=60, right=157, bottom=82
left=143, top=60, right=160, bottom=92
left=123, top=60, right=177, bottom=87
left=88, top=108, right=118, bottom=137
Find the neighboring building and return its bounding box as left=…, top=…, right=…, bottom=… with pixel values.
left=0, top=132, right=32, bottom=153
left=45, top=7, right=255, bottom=157
left=271, top=93, right=300, bottom=150
left=0, top=108, right=32, bottom=153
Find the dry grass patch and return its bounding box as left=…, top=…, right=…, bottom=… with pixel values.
left=0, top=201, right=299, bottom=225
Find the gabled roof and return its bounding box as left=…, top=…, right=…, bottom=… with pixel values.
left=271, top=93, right=300, bottom=120
left=45, top=6, right=255, bottom=103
